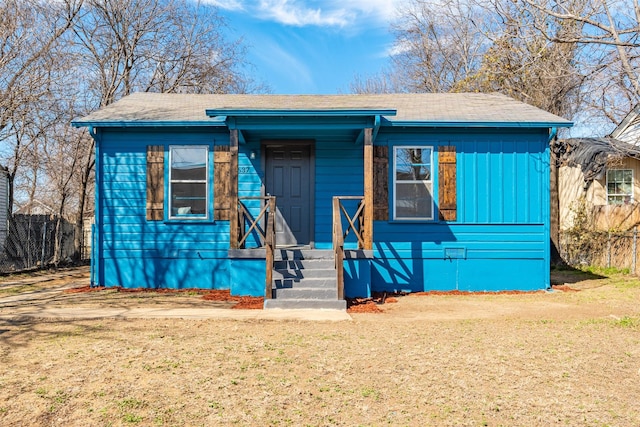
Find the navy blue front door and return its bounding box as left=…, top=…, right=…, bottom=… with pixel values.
left=265, top=144, right=312, bottom=246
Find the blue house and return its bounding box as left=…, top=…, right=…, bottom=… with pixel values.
left=74, top=93, right=572, bottom=309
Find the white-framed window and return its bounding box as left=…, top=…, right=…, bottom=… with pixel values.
left=606, top=169, right=633, bottom=205
left=169, top=146, right=208, bottom=219
left=393, top=146, right=434, bottom=220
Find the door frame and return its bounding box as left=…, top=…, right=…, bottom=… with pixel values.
left=261, top=139, right=316, bottom=248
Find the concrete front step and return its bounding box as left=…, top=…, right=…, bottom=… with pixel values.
left=273, top=274, right=336, bottom=285
left=274, top=259, right=335, bottom=271
left=264, top=298, right=347, bottom=310
left=273, top=287, right=338, bottom=300
left=274, top=278, right=337, bottom=290
left=266, top=249, right=345, bottom=311
left=275, top=249, right=334, bottom=261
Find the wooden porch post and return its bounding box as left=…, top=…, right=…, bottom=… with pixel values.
left=363, top=127, right=373, bottom=250
left=229, top=129, right=239, bottom=249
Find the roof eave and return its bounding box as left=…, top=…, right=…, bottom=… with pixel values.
left=384, top=120, right=573, bottom=128
left=71, top=120, right=227, bottom=128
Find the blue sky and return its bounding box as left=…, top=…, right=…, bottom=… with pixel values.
left=208, top=0, right=402, bottom=94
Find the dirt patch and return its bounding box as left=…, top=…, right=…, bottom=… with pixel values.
left=0, top=268, right=640, bottom=425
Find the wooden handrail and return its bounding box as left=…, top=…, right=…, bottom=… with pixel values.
left=237, top=196, right=276, bottom=249
left=333, top=196, right=365, bottom=300
left=236, top=196, right=276, bottom=299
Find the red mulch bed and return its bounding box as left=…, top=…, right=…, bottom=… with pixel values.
left=551, top=284, right=579, bottom=292
left=64, top=286, right=106, bottom=294
left=346, top=292, right=401, bottom=313
left=64, top=286, right=264, bottom=309
left=232, top=296, right=265, bottom=309
left=412, top=289, right=545, bottom=296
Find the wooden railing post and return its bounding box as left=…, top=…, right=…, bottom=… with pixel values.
left=333, top=197, right=344, bottom=300
left=265, top=196, right=276, bottom=299
left=363, top=128, right=373, bottom=250
left=229, top=129, right=239, bottom=249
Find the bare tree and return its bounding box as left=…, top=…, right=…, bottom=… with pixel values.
left=348, top=70, right=401, bottom=94
left=388, top=0, right=488, bottom=92
left=521, top=0, right=640, bottom=124
left=375, top=0, right=586, bottom=118
left=1, top=0, right=257, bottom=263
left=0, top=0, right=83, bottom=211
left=458, top=0, right=587, bottom=119
left=72, top=0, right=254, bottom=106
left=65, top=0, right=257, bottom=260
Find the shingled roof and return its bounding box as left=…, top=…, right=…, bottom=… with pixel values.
left=74, top=92, right=572, bottom=128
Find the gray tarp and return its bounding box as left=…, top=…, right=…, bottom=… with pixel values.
left=554, top=137, right=640, bottom=184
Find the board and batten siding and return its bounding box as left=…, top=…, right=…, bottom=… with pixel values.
left=96, top=128, right=233, bottom=289
left=371, top=128, right=551, bottom=292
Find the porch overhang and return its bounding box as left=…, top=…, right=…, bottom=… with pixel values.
left=205, top=108, right=396, bottom=118
left=207, top=108, right=396, bottom=145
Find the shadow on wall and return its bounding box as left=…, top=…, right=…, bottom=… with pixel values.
left=371, top=209, right=457, bottom=293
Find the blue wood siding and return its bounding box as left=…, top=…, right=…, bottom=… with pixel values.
left=94, top=124, right=551, bottom=294
left=371, top=128, right=551, bottom=292
left=240, top=130, right=364, bottom=249
left=96, top=128, right=234, bottom=289
left=315, top=135, right=363, bottom=248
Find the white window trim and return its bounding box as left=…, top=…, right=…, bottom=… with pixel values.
left=393, top=145, right=434, bottom=220
left=606, top=168, right=634, bottom=205
left=168, top=145, right=209, bottom=220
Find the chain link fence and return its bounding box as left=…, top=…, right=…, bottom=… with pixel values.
left=0, top=214, right=91, bottom=273
left=559, top=228, right=640, bottom=274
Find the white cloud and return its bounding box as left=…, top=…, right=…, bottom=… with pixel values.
left=258, top=0, right=350, bottom=27
left=211, top=0, right=404, bottom=28
left=330, top=0, right=402, bottom=22
left=253, top=38, right=315, bottom=91
left=202, top=0, right=245, bottom=11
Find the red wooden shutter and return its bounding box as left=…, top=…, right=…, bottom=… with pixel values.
left=438, top=146, right=457, bottom=221
left=146, top=145, right=164, bottom=221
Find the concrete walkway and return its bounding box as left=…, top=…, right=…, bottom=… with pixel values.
left=0, top=306, right=352, bottom=321
left=0, top=267, right=352, bottom=322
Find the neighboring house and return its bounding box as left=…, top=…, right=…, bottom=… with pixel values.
left=611, top=104, right=640, bottom=145
left=14, top=199, right=56, bottom=216
left=73, top=92, right=571, bottom=307
left=0, top=165, right=8, bottom=250
left=557, top=106, right=640, bottom=231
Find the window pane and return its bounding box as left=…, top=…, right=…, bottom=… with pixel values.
left=608, top=195, right=623, bottom=204
left=614, top=183, right=622, bottom=194
left=395, top=148, right=431, bottom=181
left=396, top=182, right=433, bottom=218
left=171, top=147, right=207, bottom=181
left=607, top=169, right=633, bottom=206
left=171, top=183, right=206, bottom=215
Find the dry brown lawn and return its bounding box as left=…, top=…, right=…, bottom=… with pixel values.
left=0, top=267, right=639, bottom=426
